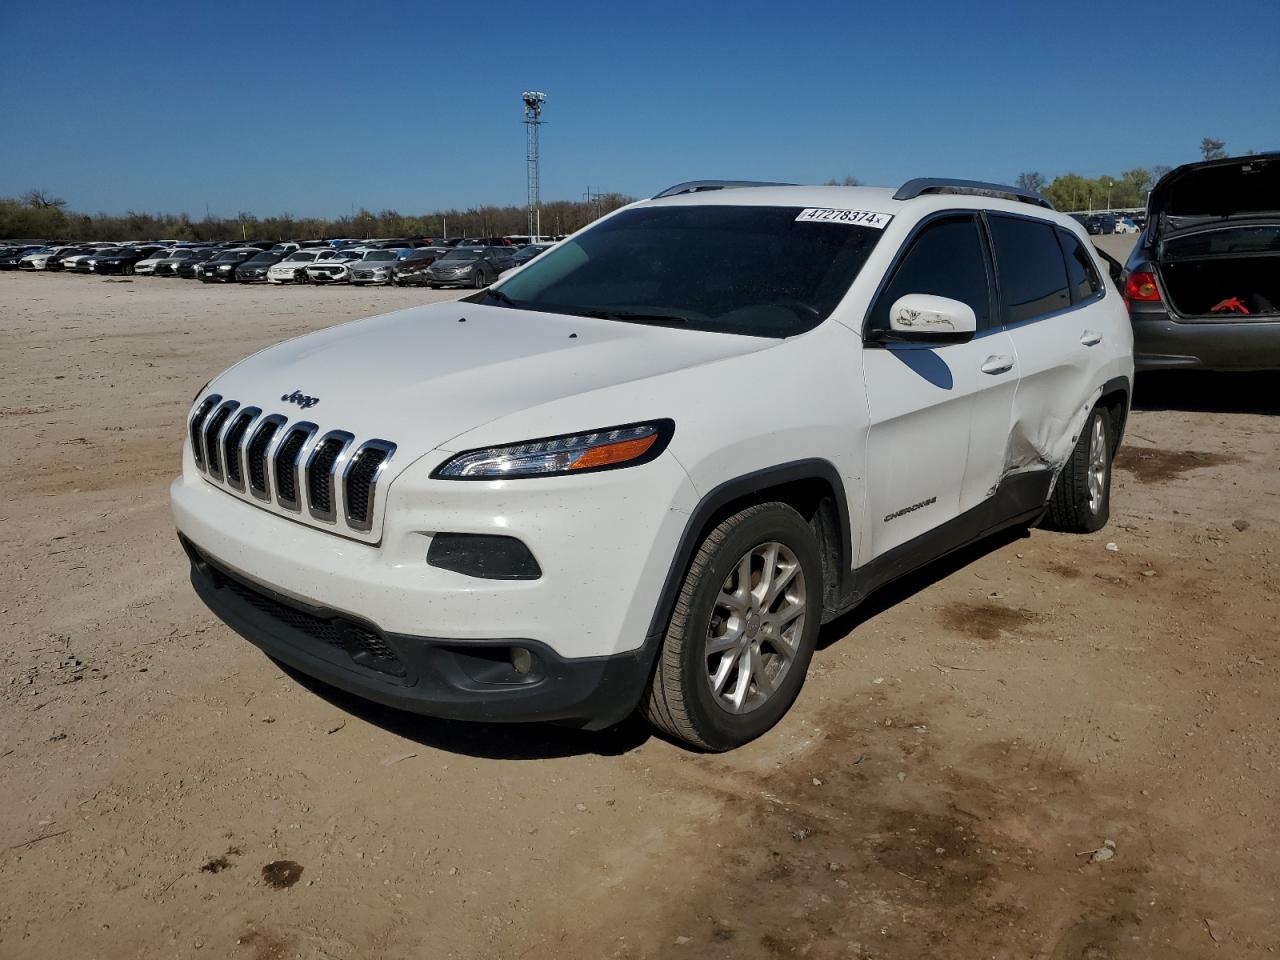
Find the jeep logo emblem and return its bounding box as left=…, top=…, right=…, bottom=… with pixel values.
left=281, top=390, right=319, bottom=409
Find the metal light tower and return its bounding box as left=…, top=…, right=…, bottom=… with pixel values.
left=522, top=91, right=546, bottom=240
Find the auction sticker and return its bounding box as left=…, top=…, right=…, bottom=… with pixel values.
left=795, top=208, right=892, bottom=228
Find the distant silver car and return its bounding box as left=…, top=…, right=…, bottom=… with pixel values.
left=349, top=249, right=405, bottom=285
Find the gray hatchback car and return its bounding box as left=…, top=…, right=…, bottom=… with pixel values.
left=1124, top=153, right=1280, bottom=371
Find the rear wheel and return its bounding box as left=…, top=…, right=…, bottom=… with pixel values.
left=1043, top=405, right=1112, bottom=533
left=642, top=502, right=823, bottom=751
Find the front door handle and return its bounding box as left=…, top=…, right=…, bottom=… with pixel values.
left=981, top=355, right=1014, bottom=375
left=1080, top=330, right=1103, bottom=346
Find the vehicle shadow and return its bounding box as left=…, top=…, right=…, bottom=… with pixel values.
left=1133, top=371, right=1280, bottom=415
left=274, top=659, right=653, bottom=760
left=816, top=525, right=1029, bottom=650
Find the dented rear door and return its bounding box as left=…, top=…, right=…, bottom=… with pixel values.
left=989, top=215, right=1105, bottom=488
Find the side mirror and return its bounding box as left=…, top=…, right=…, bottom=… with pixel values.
left=878, top=293, right=977, bottom=344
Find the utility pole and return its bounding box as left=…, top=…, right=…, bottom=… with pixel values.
left=523, top=91, right=546, bottom=240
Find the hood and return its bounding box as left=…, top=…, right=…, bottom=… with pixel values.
left=1149, top=153, right=1280, bottom=243
left=207, top=301, right=775, bottom=473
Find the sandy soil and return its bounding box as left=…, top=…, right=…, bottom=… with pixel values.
left=1, top=262, right=1277, bottom=960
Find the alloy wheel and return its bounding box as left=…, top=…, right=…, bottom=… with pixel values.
left=705, top=541, right=806, bottom=714
left=1087, top=413, right=1107, bottom=513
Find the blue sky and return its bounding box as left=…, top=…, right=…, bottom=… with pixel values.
left=2, top=0, right=1276, bottom=217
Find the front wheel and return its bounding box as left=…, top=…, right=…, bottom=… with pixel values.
left=472, top=270, right=487, bottom=289
left=1043, top=405, right=1112, bottom=533
left=122, top=264, right=134, bottom=276
left=641, top=502, right=823, bottom=751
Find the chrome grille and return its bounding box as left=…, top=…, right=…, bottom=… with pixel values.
left=222, top=407, right=260, bottom=490
left=203, top=400, right=239, bottom=481
left=305, top=431, right=353, bottom=522
left=343, top=440, right=395, bottom=532
left=188, top=395, right=395, bottom=537
left=246, top=414, right=285, bottom=499
left=189, top=394, right=221, bottom=470
left=273, top=423, right=315, bottom=510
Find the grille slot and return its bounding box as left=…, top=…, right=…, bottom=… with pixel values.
left=273, top=424, right=316, bottom=510
left=246, top=415, right=285, bottom=499
left=305, top=431, right=353, bottom=522
left=202, top=401, right=238, bottom=480
left=189, top=394, right=221, bottom=470
left=221, top=407, right=259, bottom=490
left=343, top=440, right=396, bottom=531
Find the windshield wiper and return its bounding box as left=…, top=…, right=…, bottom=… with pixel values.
left=486, top=288, right=519, bottom=307
left=577, top=308, right=688, bottom=326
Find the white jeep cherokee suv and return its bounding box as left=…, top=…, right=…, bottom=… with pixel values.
left=172, top=178, right=1133, bottom=750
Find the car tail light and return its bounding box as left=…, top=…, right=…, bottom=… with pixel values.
left=1124, top=271, right=1161, bottom=304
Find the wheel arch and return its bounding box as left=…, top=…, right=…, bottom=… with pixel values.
left=1098, top=375, right=1131, bottom=454
left=645, top=459, right=852, bottom=643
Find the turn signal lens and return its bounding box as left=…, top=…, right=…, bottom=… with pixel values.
left=1124, top=271, right=1161, bottom=303
left=568, top=433, right=658, bottom=470
left=433, top=421, right=673, bottom=479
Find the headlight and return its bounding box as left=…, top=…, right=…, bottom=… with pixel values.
left=433, top=420, right=673, bottom=479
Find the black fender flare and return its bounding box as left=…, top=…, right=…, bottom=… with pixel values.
left=643, top=458, right=852, bottom=644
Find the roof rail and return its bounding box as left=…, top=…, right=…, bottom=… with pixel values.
left=652, top=180, right=793, bottom=199
left=893, top=177, right=1054, bottom=209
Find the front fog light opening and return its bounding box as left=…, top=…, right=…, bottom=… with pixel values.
left=511, top=647, right=533, bottom=674
left=426, top=533, right=542, bottom=580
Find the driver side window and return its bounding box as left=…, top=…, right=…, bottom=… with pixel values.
left=868, top=215, right=994, bottom=334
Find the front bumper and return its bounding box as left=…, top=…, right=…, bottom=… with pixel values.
left=170, top=447, right=698, bottom=726
left=1130, top=306, right=1280, bottom=371
left=184, top=537, right=651, bottom=729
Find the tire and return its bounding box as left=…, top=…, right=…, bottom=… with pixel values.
left=473, top=270, right=487, bottom=289
left=122, top=264, right=134, bottom=276
left=641, top=502, right=823, bottom=751
left=1043, top=405, right=1112, bottom=533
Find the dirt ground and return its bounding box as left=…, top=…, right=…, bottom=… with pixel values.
left=1, top=257, right=1277, bottom=960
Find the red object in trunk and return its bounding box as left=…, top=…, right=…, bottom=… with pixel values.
left=1210, top=296, right=1250, bottom=315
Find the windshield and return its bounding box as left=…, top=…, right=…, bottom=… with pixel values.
left=364, top=250, right=397, bottom=261
left=440, top=249, right=479, bottom=261
left=486, top=205, right=885, bottom=336
left=245, top=252, right=276, bottom=263
left=285, top=252, right=317, bottom=262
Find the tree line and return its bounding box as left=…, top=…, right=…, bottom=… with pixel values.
left=1016, top=136, right=1252, bottom=212
left=3, top=137, right=1256, bottom=240
left=0, top=191, right=635, bottom=242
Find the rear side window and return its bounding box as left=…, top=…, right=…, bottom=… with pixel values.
left=1057, top=229, right=1102, bottom=303
left=869, top=215, right=993, bottom=332
left=988, top=215, right=1071, bottom=323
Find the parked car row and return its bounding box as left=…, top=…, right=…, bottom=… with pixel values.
left=1, top=237, right=555, bottom=287
left=1070, top=212, right=1144, bottom=236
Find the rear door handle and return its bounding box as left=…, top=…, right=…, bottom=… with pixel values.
left=980, top=355, right=1014, bottom=375
left=1080, top=330, right=1103, bottom=346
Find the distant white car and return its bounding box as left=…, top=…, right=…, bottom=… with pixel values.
left=303, top=249, right=367, bottom=284
left=61, top=251, right=102, bottom=273
left=19, top=247, right=71, bottom=270
left=267, top=249, right=343, bottom=284
left=1113, top=218, right=1139, bottom=235
left=134, top=250, right=175, bottom=275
